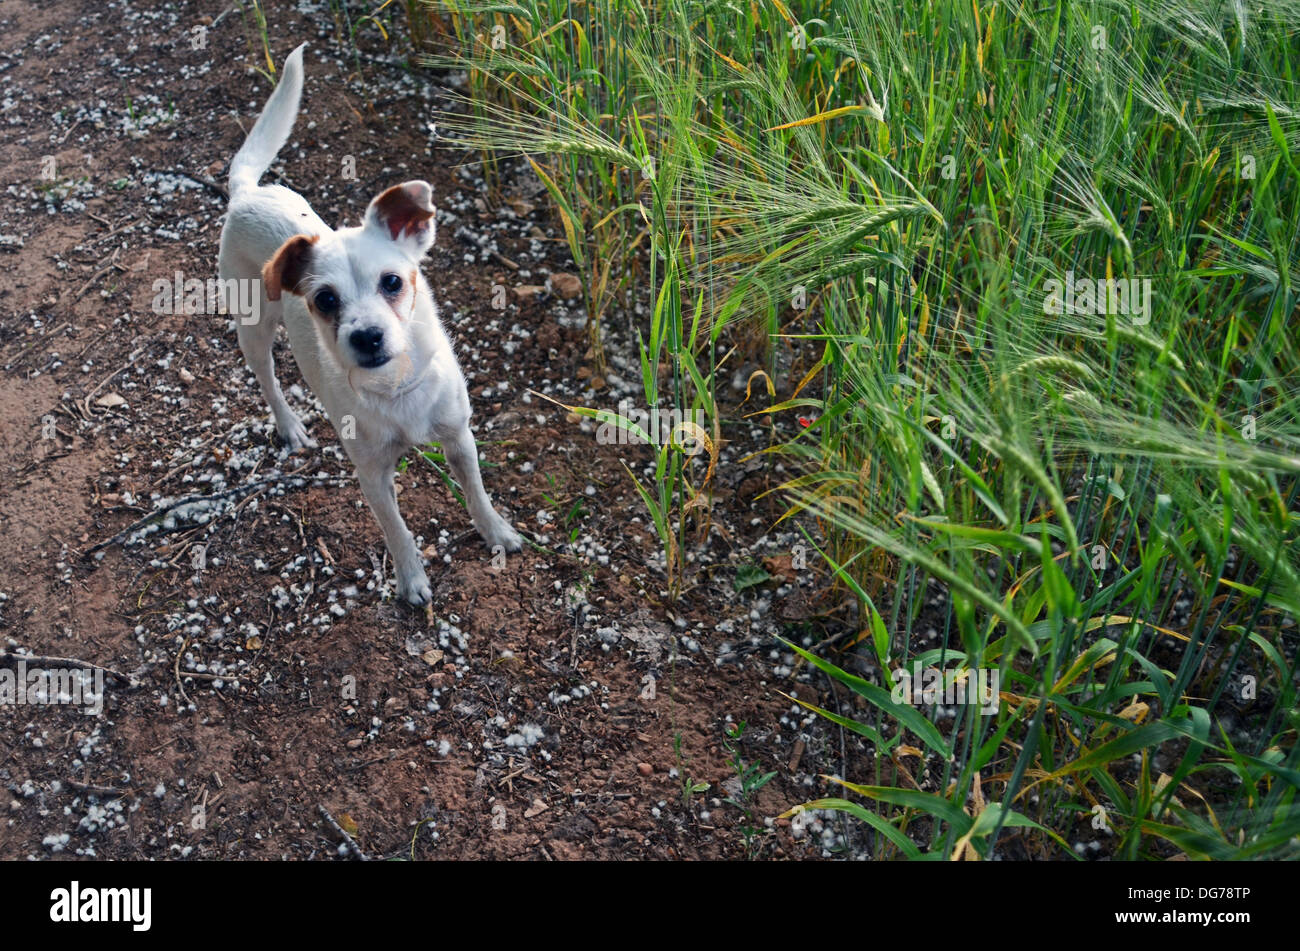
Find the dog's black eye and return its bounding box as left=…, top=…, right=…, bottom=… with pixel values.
left=380, top=273, right=402, bottom=294
left=314, top=289, right=339, bottom=314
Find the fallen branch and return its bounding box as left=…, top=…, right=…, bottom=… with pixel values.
left=173, top=637, right=193, bottom=708
left=82, top=346, right=144, bottom=415
left=73, top=260, right=127, bottom=301
left=83, top=468, right=351, bottom=557
left=68, top=779, right=133, bottom=797
left=318, top=805, right=370, bottom=861
left=0, top=651, right=135, bottom=686
left=152, top=169, right=227, bottom=200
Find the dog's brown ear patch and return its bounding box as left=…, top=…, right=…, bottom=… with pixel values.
left=368, top=181, right=435, bottom=241
left=262, top=234, right=318, bottom=301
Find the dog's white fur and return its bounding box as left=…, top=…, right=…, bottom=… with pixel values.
left=217, top=43, right=522, bottom=605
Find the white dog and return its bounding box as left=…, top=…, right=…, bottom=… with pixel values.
left=217, top=43, right=522, bottom=605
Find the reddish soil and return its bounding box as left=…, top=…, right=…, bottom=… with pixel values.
left=0, top=0, right=867, bottom=859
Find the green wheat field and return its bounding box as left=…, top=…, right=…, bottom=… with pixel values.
left=405, top=0, right=1299, bottom=859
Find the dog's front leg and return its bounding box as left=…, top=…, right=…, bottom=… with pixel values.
left=441, top=424, right=523, bottom=554
left=355, top=457, right=432, bottom=606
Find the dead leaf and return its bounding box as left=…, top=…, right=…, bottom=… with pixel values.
left=763, top=554, right=794, bottom=582
left=1118, top=701, right=1149, bottom=723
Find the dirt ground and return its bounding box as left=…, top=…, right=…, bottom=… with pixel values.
left=0, top=0, right=871, bottom=860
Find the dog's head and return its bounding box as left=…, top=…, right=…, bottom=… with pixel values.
left=263, top=181, right=437, bottom=376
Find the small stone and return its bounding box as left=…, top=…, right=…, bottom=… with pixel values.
left=637, top=762, right=653, bottom=777
left=548, top=272, right=582, bottom=299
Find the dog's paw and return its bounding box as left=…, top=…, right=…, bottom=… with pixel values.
left=278, top=417, right=318, bottom=452
left=397, top=570, right=433, bottom=606
left=482, top=518, right=523, bottom=554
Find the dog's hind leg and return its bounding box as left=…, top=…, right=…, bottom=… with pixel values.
left=225, top=256, right=317, bottom=451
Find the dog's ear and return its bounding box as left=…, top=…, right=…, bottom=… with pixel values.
left=365, top=181, right=436, bottom=255
left=262, top=234, right=318, bottom=301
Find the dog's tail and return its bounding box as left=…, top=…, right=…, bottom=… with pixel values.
left=228, top=43, right=307, bottom=198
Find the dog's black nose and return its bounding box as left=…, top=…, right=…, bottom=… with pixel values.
left=349, top=327, right=384, bottom=356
